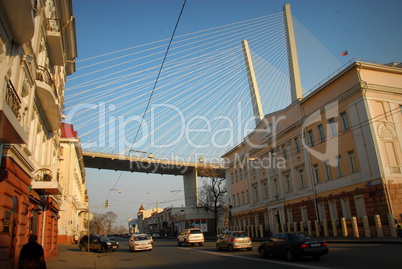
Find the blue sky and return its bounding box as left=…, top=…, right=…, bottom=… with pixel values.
left=68, top=0, right=402, bottom=227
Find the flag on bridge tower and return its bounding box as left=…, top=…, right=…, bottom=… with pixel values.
left=341, top=50, right=349, bottom=56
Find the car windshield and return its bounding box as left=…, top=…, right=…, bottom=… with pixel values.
left=135, top=236, right=149, bottom=241
left=190, top=230, right=202, bottom=234
left=233, top=232, right=248, bottom=238
left=289, top=233, right=314, bottom=241
left=99, top=236, right=111, bottom=242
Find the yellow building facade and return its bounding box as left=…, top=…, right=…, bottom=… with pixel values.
left=223, top=61, right=402, bottom=238
left=0, top=0, right=77, bottom=266
left=58, top=123, right=89, bottom=244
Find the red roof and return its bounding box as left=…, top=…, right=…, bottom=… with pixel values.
left=61, top=123, right=78, bottom=138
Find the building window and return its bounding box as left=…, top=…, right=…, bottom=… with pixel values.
left=301, top=206, right=308, bottom=223
left=298, top=169, right=305, bottom=188
left=308, top=130, right=315, bottom=146
left=241, top=191, right=245, bottom=205
left=340, top=198, right=351, bottom=220
left=348, top=150, right=357, bottom=173
left=275, top=179, right=280, bottom=196
left=317, top=124, right=325, bottom=142
left=336, top=155, right=343, bottom=177
left=328, top=200, right=338, bottom=220
left=282, top=144, right=287, bottom=159
left=285, top=174, right=291, bottom=192
left=328, top=118, right=337, bottom=137
left=237, top=193, right=240, bottom=207
left=246, top=190, right=249, bottom=204
left=254, top=185, right=259, bottom=202
left=287, top=209, right=293, bottom=224
left=239, top=168, right=242, bottom=180
left=294, top=137, right=300, bottom=153
left=324, top=160, right=332, bottom=180
left=355, top=195, right=367, bottom=219
left=313, top=164, right=320, bottom=183
left=231, top=173, right=234, bottom=184
left=340, top=112, right=350, bottom=131
left=263, top=182, right=268, bottom=199
left=232, top=195, right=236, bottom=207
left=270, top=150, right=275, bottom=160
left=317, top=203, right=326, bottom=221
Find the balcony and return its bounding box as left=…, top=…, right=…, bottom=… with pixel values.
left=0, top=80, right=27, bottom=143
left=35, top=66, right=62, bottom=130
left=46, top=18, right=65, bottom=66
left=0, top=0, right=34, bottom=44
left=31, top=168, right=62, bottom=195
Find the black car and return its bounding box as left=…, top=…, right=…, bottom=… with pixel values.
left=79, top=235, right=119, bottom=252
left=257, top=232, right=329, bottom=261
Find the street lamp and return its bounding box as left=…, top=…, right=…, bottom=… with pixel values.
left=110, top=188, right=122, bottom=194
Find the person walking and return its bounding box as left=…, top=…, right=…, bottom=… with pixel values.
left=18, top=234, right=46, bottom=269
left=74, top=234, right=79, bottom=244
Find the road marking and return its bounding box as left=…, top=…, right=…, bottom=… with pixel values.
left=180, top=248, right=332, bottom=269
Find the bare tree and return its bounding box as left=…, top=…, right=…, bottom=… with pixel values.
left=89, top=212, right=106, bottom=235
left=114, top=225, right=127, bottom=234
left=104, top=211, right=118, bottom=234
left=198, top=173, right=227, bottom=235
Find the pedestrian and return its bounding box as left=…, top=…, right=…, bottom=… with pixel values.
left=397, top=224, right=402, bottom=238
left=74, top=234, right=79, bottom=244
left=18, top=234, right=46, bottom=269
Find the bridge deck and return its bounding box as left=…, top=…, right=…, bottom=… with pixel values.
left=82, top=152, right=225, bottom=178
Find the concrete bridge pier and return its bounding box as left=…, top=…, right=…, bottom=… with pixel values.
left=183, top=170, right=199, bottom=207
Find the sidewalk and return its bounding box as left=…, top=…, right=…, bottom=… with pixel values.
left=47, top=244, right=98, bottom=269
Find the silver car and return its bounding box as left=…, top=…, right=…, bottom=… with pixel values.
left=216, top=231, right=252, bottom=251
left=129, top=233, right=153, bottom=252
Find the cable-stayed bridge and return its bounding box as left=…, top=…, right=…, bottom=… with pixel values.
left=65, top=4, right=343, bottom=206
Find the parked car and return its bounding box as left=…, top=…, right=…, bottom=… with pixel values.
left=177, top=228, right=204, bottom=246
left=79, top=235, right=119, bottom=252
left=152, top=233, right=160, bottom=238
left=216, top=231, right=252, bottom=251
left=106, top=234, right=115, bottom=240
left=257, top=232, right=329, bottom=261
left=129, top=233, right=153, bottom=252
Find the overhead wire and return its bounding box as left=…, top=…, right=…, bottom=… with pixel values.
left=105, top=0, right=188, bottom=201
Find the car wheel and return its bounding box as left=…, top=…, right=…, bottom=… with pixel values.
left=112, top=250, right=117, bottom=252
left=99, top=245, right=106, bottom=253
left=184, top=240, right=188, bottom=247
left=199, top=243, right=203, bottom=246
left=286, top=249, right=294, bottom=261
left=247, top=247, right=252, bottom=251
left=228, top=244, right=233, bottom=252
left=177, top=240, right=181, bottom=247
left=216, top=244, right=221, bottom=251
left=259, top=247, right=268, bottom=258
left=81, top=245, right=88, bottom=252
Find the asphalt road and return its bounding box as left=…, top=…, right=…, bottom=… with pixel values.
left=47, top=238, right=402, bottom=269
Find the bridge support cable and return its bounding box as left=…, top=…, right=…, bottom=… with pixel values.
left=106, top=0, right=188, bottom=196
left=65, top=6, right=343, bottom=162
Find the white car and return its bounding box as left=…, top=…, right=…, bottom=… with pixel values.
left=177, top=228, right=204, bottom=246
left=129, top=234, right=153, bottom=252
